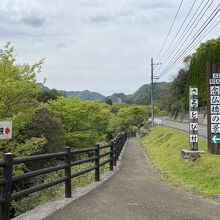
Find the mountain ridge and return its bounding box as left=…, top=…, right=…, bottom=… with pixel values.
left=38, top=81, right=171, bottom=105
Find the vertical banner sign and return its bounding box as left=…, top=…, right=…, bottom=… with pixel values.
left=189, top=86, right=198, bottom=151
left=207, top=63, right=220, bottom=154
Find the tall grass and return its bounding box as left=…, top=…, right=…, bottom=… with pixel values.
left=141, top=126, right=220, bottom=198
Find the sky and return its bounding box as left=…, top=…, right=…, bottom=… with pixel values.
left=0, top=0, right=219, bottom=96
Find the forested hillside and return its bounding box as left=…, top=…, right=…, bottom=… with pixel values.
left=106, top=82, right=171, bottom=105
left=126, top=82, right=171, bottom=105
left=39, top=82, right=171, bottom=105
left=164, top=37, right=220, bottom=114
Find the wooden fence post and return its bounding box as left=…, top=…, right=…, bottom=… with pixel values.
left=110, top=141, right=114, bottom=171
left=64, top=147, right=72, bottom=198
left=1, top=153, right=13, bottom=220
left=95, top=144, right=100, bottom=181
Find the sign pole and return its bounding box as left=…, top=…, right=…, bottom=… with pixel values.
left=189, top=86, right=198, bottom=151
left=181, top=86, right=204, bottom=160
left=207, top=62, right=220, bottom=154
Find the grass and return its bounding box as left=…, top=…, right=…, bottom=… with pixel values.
left=141, top=125, right=220, bottom=198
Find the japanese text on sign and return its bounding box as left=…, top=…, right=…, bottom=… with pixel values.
left=190, top=87, right=198, bottom=96
left=190, top=123, right=198, bottom=131
left=0, top=121, right=12, bottom=139
left=189, top=86, right=198, bottom=149
left=211, top=124, right=220, bottom=133
left=210, top=86, right=220, bottom=95
left=190, top=134, right=198, bottom=143
left=209, top=72, right=220, bottom=136
left=211, top=115, right=220, bottom=124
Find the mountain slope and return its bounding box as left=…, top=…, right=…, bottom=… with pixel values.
left=64, top=90, right=105, bottom=101
left=107, top=82, right=171, bottom=105
left=38, top=82, right=171, bottom=104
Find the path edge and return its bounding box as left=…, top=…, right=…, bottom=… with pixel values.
left=13, top=140, right=128, bottom=220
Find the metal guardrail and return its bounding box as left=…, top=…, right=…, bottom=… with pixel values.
left=0, top=132, right=127, bottom=220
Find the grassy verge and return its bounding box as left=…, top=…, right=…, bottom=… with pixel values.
left=141, top=125, right=220, bottom=198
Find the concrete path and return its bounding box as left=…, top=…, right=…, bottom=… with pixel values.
left=46, top=138, right=220, bottom=220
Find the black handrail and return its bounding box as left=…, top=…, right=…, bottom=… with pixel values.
left=0, top=132, right=127, bottom=220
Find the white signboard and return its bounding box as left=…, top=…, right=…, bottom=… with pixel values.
left=211, top=96, right=220, bottom=104
left=209, top=79, right=220, bottom=84
left=190, top=88, right=198, bottom=96
left=190, top=99, right=198, bottom=107
left=190, top=134, right=198, bottom=143
left=0, top=121, right=12, bottom=139
left=190, top=123, right=198, bottom=131
left=213, top=73, right=220, bottom=79
left=211, top=124, right=220, bottom=133
left=210, top=86, right=220, bottom=95
left=211, top=105, right=220, bottom=114
left=211, top=115, right=220, bottom=124
left=190, top=111, right=198, bottom=119
left=189, top=86, right=198, bottom=150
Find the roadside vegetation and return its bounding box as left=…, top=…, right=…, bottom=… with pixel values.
left=155, top=37, right=220, bottom=116
left=0, top=43, right=148, bottom=218
left=141, top=126, right=220, bottom=198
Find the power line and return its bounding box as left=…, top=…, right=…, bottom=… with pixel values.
left=155, top=0, right=184, bottom=61
left=158, top=4, right=220, bottom=79
left=167, top=14, right=220, bottom=69
left=155, top=0, right=212, bottom=75
left=154, top=0, right=197, bottom=69
left=157, top=2, right=218, bottom=78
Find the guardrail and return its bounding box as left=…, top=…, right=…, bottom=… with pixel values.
left=0, top=132, right=127, bottom=220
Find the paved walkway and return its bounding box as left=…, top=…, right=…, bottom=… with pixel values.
left=46, top=138, right=220, bottom=220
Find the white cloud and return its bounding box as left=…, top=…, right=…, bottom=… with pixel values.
left=0, top=0, right=219, bottom=95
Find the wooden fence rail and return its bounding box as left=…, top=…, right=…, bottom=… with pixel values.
left=0, top=132, right=127, bottom=220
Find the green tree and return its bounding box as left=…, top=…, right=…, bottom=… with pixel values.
left=105, top=98, right=113, bottom=106
left=0, top=42, right=44, bottom=122
left=183, top=37, right=220, bottom=108
left=48, top=97, right=109, bottom=148
left=18, top=107, right=65, bottom=154
left=117, top=105, right=147, bottom=129
left=0, top=43, right=45, bottom=174
left=37, top=89, right=61, bottom=103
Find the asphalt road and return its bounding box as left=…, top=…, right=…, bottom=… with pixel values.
left=45, top=138, right=220, bottom=220
left=157, top=118, right=207, bottom=138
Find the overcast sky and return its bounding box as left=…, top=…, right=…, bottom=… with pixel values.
left=0, top=0, right=219, bottom=96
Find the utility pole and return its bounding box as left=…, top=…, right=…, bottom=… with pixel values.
left=151, top=58, right=154, bottom=127
left=150, top=58, right=161, bottom=127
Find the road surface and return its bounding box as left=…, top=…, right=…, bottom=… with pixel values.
left=46, top=138, right=219, bottom=220
left=157, top=118, right=207, bottom=138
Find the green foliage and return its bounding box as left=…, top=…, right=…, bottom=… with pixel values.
left=0, top=43, right=45, bottom=161
left=37, top=89, right=62, bottom=103
left=110, top=102, right=129, bottom=114
left=183, top=37, right=220, bottom=107
left=0, top=42, right=43, bottom=120
left=18, top=107, right=65, bottom=154
left=108, top=103, right=148, bottom=136
left=105, top=98, right=113, bottom=105
left=162, top=37, right=220, bottom=113
left=129, top=82, right=171, bottom=105
left=108, top=113, right=123, bottom=134
left=48, top=97, right=109, bottom=148
left=167, top=37, right=220, bottom=110
left=117, top=105, right=147, bottom=128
